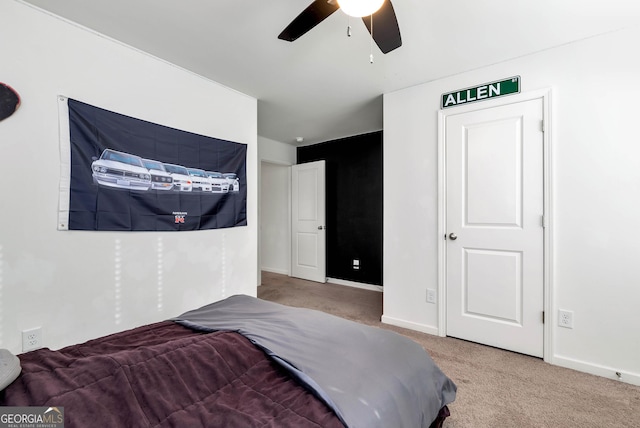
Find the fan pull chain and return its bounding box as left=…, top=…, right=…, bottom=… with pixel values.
left=347, top=16, right=352, bottom=37
left=369, top=15, right=374, bottom=64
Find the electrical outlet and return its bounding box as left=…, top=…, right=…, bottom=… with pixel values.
left=426, top=288, right=436, bottom=304
left=558, top=310, right=573, bottom=329
left=352, top=259, right=360, bottom=270
left=22, top=327, right=43, bottom=352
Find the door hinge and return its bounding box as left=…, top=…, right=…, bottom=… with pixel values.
left=541, top=215, right=547, bottom=228
left=542, top=311, right=545, bottom=324
left=540, top=119, right=545, bottom=133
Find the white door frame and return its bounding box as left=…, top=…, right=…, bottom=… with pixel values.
left=437, top=88, right=554, bottom=362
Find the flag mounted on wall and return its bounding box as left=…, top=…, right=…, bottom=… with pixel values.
left=57, top=97, right=247, bottom=231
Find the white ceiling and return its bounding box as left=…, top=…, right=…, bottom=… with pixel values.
left=21, top=0, right=640, bottom=146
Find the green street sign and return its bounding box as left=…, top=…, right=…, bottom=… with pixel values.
left=441, top=76, right=520, bottom=109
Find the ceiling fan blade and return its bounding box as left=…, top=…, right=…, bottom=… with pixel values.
left=362, top=0, right=402, bottom=54
left=278, top=0, right=340, bottom=42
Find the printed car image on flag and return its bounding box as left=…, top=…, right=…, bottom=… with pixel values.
left=60, top=98, right=247, bottom=231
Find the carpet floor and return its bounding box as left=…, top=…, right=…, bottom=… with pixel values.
left=258, top=271, right=640, bottom=428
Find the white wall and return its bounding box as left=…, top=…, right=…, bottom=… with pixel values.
left=0, top=1, right=258, bottom=354
left=258, top=137, right=295, bottom=277
left=259, top=136, right=297, bottom=166
left=384, top=25, right=640, bottom=385
left=260, top=163, right=291, bottom=275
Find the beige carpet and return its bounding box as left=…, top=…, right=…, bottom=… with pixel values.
left=258, top=272, right=640, bottom=428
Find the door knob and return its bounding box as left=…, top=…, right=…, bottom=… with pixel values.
left=318, top=225, right=325, bottom=230
left=449, top=233, right=457, bottom=240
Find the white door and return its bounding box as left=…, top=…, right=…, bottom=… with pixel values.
left=445, top=98, right=544, bottom=357
left=291, top=161, right=326, bottom=283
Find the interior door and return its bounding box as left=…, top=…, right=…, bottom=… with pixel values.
left=291, top=160, right=326, bottom=283
left=445, top=98, right=544, bottom=357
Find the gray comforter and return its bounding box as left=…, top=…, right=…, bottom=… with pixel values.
left=173, top=295, right=456, bottom=428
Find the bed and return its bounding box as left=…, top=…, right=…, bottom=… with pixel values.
left=1, top=295, right=456, bottom=427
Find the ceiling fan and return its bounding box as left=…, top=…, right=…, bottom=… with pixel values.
left=278, top=0, right=402, bottom=54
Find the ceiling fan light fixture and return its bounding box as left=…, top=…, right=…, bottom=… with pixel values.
left=337, top=0, right=385, bottom=17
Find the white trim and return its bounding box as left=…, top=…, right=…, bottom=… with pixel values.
left=552, top=355, right=640, bottom=387
left=541, top=89, right=553, bottom=363
left=260, top=158, right=295, bottom=167
left=437, top=88, right=554, bottom=360
left=437, top=109, right=447, bottom=337
left=287, top=166, right=292, bottom=276
left=381, top=315, right=440, bottom=336
left=261, top=267, right=290, bottom=276
left=327, top=277, right=383, bottom=292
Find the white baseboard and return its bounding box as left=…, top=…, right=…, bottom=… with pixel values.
left=551, top=355, right=640, bottom=387
left=261, top=267, right=289, bottom=276
left=380, top=315, right=440, bottom=336
left=327, top=277, right=383, bottom=292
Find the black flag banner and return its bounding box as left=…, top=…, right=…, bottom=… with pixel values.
left=58, top=97, right=247, bottom=231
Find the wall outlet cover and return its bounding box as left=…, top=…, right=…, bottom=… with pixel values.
left=558, top=310, right=573, bottom=329
left=22, top=327, right=43, bottom=352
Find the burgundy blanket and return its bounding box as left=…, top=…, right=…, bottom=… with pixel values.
left=1, top=321, right=343, bottom=427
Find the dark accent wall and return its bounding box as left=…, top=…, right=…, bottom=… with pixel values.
left=297, top=131, right=382, bottom=286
